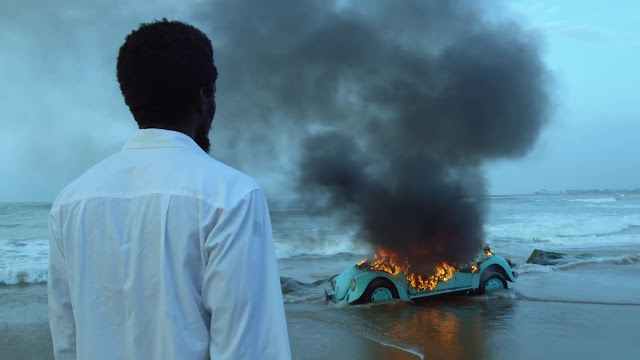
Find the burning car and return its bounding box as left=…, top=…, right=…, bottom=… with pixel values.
left=326, top=247, right=515, bottom=304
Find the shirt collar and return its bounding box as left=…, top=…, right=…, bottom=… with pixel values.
left=122, top=129, right=203, bottom=153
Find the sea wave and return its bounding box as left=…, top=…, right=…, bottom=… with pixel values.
left=0, top=265, right=48, bottom=285
left=275, top=237, right=370, bottom=259
left=514, top=253, right=640, bottom=274
left=485, top=214, right=640, bottom=241
left=283, top=292, right=324, bottom=304
left=503, top=289, right=640, bottom=306
left=556, top=253, right=640, bottom=269
left=565, top=197, right=617, bottom=203
left=0, top=238, right=49, bottom=285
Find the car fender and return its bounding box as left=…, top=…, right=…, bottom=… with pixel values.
left=472, top=255, right=516, bottom=288
left=332, top=265, right=365, bottom=302
left=345, top=271, right=410, bottom=303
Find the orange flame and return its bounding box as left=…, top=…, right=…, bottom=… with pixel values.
left=485, top=248, right=494, bottom=256
left=471, top=264, right=478, bottom=273
left=370, top=248, right=456, bottom=291
left=356, top=259, right=368, bottom=266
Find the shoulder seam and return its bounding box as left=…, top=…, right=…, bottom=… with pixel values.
left=51, top=189, right=263, bottom=213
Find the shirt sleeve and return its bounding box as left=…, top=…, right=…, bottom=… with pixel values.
left=48, top=213, right=77, bottom=360
left=202, top=189, right=291, bottom=360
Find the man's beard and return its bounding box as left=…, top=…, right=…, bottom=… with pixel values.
left=195, top=100, right=215, bottom=153
left=194, top=126, right=211, bottom=153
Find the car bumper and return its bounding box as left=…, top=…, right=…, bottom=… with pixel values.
left=325, top=289, right=335, bottom=302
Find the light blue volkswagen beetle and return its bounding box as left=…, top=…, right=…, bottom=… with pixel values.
left=326, top=248, right=516, bottom=304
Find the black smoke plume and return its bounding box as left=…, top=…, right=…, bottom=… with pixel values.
left=196, top=0, right=549, bottom=267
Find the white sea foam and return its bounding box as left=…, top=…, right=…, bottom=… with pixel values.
left=485, top=213, right=640, bottom=244
left=0, top=264, right=48, bottom=285
left=556, top=254, right=640, bottom=269
left=565, top=197, right=617, bottom=203
left=604, top=204, right=640, bottom=209
left=514, top=263, right=556, bottom=274
left=0, top=239, right=49, bottom=285
left=283, top=292, right=324, bottom=304
left=275, top=236, right=371, bottom=259
left=471, top=288, right=519, bottom=300
left=515, top=253, right=640, bottom=274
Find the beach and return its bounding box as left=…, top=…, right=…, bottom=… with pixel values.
left=2, top=195, right=640, bottom=359
left=2, top=262, right=640, bottom=360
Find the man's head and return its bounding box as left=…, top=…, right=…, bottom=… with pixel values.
left=117, top=19, right=218, bottom=152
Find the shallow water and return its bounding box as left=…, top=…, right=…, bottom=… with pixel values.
left=4, top=280, right=639, bottom=360
left=282, top=251, right=640, bottom=359
left=2, top=195, right=640, bottom=358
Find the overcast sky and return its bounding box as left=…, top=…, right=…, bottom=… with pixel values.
left=1, top=0, right=638, bottom=202
left=486, top=0, right=640, bottom=194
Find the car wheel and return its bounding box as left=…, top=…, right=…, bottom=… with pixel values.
left=478, top=272, right=508, bottom=294
left=363, top=278, right=399, bottom=304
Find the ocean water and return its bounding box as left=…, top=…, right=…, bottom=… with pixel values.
left=0, top=203, right=50, bottom=286
left=3, top=194, right=638, bottom=286
left=2, top=195, right=640, bottom=359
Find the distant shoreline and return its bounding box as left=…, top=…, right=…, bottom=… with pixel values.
left=529, top=189, right=640, bottom=196
left=2, top=188, right=640, bottom=204
left=487, top=188, right=640, bottom=197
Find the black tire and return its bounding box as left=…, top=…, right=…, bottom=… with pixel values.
left=477, top=272, right=508, bottom=295
left=362, top=278, right=399, bottom=304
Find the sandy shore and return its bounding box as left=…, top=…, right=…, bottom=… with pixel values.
left=0, top=285, right=52, bottom=360
left=287, top=314, right=421, bottom=359
left=2, top=262, right=640, bottom=360
left=0, top=284, right=419, bottom=360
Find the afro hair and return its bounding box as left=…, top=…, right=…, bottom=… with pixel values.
left=117, top=19, right=218, bottom=128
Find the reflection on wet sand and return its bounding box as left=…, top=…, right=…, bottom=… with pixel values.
left=296, top=293, right=517, bottom=359
left=385, top=297, right=516, bottom=359
left=286, top=313, right=422, bottom=360
left=318, top=296, right=515, bottom=359
left=362, top=297, right=514, bottom=357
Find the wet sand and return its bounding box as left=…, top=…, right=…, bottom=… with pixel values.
left=2, top=259, right=640, bottom=360
left=0, top=284, right=419, bottom=360
left=0, top=284, right=52, bottom=360
left=287, top=314, right=421, bottom=359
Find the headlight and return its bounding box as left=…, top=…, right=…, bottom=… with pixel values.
left=330, top=279, right=336, bottom=291
left=350, top=278, right=356, bottom=291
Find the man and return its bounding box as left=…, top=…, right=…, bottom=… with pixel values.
left=48, top=19, right=291, bottom=359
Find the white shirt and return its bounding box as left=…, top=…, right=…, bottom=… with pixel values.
left=48, top=129, right=291, bottom=360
